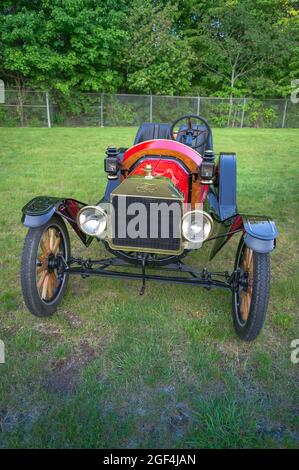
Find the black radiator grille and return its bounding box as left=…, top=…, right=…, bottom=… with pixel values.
left=111, top=195, right=182, bottom=252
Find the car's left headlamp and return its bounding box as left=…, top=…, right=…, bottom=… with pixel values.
left=182, top=210, right=213, bottom=243
left=77, top=205, right=107, bottom=237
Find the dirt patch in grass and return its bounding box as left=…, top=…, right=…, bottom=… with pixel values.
left=188, top=310, right=208, bottom=320
left=103, top=384, right=191, bottom=448
left=32, top=323, right=63, bottom=337
left=69, top=276, right=90, bottom=294
left=64, top=312, right=83, bottom=328
left=0, top=404, right=43, bottom=435
left=198, top=379, right=227, bottom=400
left=43, top=341, right=96, bottom=395
left=132, top=400, right=190, bottom=447
left=213, top=339, right=253, bottom=361
left=1, top=324, right=20, bottom=337
left=256, top=420, right=299, bottom=447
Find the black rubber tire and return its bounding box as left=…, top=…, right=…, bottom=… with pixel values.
left=232, top=236, right=270, bottom=341
left=21, top=215, right=70, bottom=317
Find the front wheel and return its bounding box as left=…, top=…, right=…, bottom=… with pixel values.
left=232, top=236, right=270, bottom=341
left=21, top=215, right=71, bottom=317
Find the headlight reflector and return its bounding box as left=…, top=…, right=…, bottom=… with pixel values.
left=77, top=205, right=107, bottom=237
left=182, top=210, right=213, bottom=243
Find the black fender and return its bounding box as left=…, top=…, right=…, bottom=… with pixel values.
left=21, top=196, right=92, bottom=246
left=209, top=214, right=278, bottom=260
left=207, top=153, right=238, bottom=221
left=242, top=215, right=278, bottom=253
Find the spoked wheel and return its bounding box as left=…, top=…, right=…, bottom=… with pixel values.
left=232, top=236, right=270, bottom=341
left=21, top=215, right=70, bottom=317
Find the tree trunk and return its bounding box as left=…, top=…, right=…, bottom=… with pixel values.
left=15, top=76, right=26, bottom=127
left=227, top=68, right=236, bottom=127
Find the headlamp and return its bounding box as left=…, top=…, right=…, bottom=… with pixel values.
left=182, top=210, right=213, bottom=243
left=77, top=205, right=107, bottom=238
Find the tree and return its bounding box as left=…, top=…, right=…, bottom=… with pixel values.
left=0, top=0, right=297, bottom=103
left=0, top=0, right=127, bottom=94
left=178, top=0, right=298, bottom=99
left=121, top=0, right=194, bottom=95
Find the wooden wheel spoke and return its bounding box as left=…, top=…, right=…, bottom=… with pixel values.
left=240, top=249, right=253, bottom=320
left=43, top=230, right=50, bottom=252
left=244, top=248, right=249, bottom=270
left=47, top=274, right=54, bottom=299
left=49, top=228, right=56, bottom=252
left=41, top=273, right=49, bottom=299
left=38, top=270, right=47, bottom=290
left=40, top=239, right=48, bottom=257
left=51, top=273, right=60, bottom=289
left=243, top=295, right=249, bottom=321
left=239, top=246, right=254, bottom=322
left=240, top=291, right=250, bottom=321
left=51, top=235, right=61, bottom=254
left=37, top=265, right=46, bottom=274
left=246, top=249, right=253, bottom=272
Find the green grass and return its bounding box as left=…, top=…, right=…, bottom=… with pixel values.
left=0, top=127, right=298, bottom=448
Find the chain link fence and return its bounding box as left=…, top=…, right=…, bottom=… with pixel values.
left=0, top=90, right=298, bottom=128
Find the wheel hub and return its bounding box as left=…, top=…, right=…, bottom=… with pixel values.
left=47, top=253, right=57, bottom=272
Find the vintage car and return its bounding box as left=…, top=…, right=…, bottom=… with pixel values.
left=21, top=114, right=278, bottom=341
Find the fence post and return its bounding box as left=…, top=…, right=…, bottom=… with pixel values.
left=240, top=97, right=246, bottom=128
left=197, top=96, right=201, bottom=115
left=149, top=95, right=153, bottom=123
left=281, top=99, right=288, bottom=128
left=45, top=92, right=51, bottom=128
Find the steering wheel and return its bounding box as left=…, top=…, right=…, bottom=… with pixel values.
left=170, top=114, right=211, bottom=151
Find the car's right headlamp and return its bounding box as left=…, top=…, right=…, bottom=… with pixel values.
left=182, top=210, right=213, bottom=243
left=77, top=205, right=107, bottom=237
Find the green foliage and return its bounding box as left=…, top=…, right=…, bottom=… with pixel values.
left=104, top=97, right=138, bottom=126
left=0, top=1, right=298, bottom=100
left=0, top=107, right=19, bottom=126
left=182, top=0, right=297, bottom=97
left=243, top=100, right=280, bottom=128
left=0, top=0, right=127, bottom=93
left=122, top=0, right=193, bottom=95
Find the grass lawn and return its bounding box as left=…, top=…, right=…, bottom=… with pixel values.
left=0, top=127, right=298, bottom=448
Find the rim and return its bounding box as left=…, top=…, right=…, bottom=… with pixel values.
left=235, top=243, right=254, bottom=326
left=35, top=224, right=67, bottom=304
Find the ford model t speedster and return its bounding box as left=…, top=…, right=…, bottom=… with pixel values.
left=21, top=115, right=278, bottom=341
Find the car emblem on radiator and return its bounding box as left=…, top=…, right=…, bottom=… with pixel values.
left=136, top=183, right=158, bottom=194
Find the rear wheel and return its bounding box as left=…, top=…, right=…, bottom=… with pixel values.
left=232, top=236, right=270, bottom=341
left=21, top=215, right=70, bottom=317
